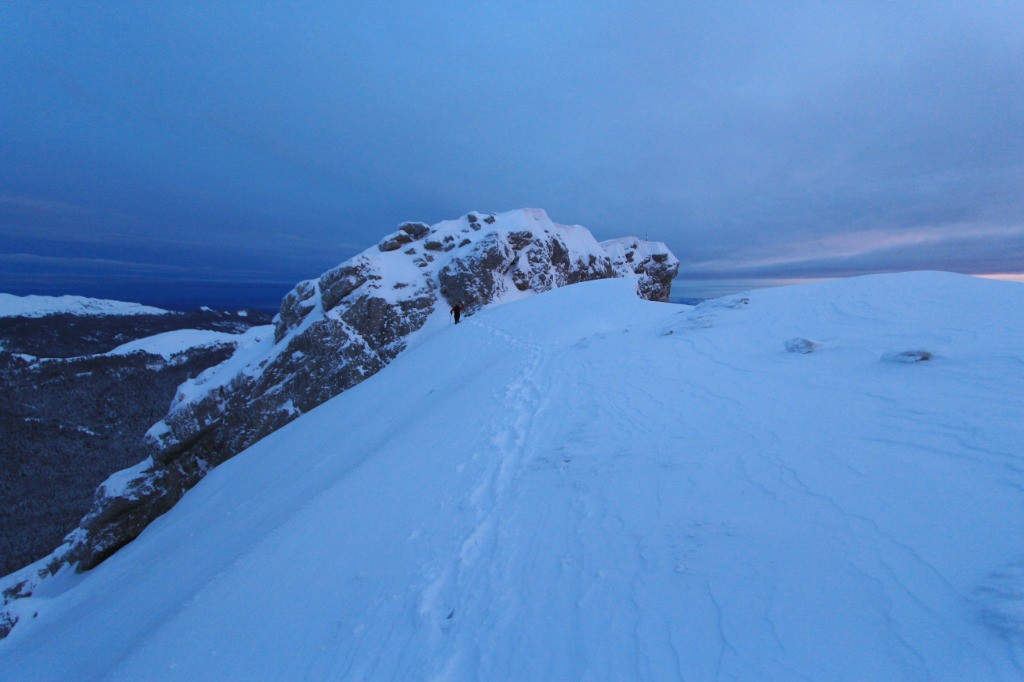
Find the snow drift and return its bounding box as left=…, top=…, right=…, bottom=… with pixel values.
left=2, top=271, right=1023, bottom=679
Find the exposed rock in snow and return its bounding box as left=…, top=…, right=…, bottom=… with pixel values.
left=2, top=209, right=678, bottom=596
left=601, top=236, right=678, bottom=302
left=378, top=231, right=413, bottom=252
left=883, top=349, right=933, bottom=363
left=398, top=221, right=430, bottom=239
left=784, top=337, right=818, bottom=354
left=0, top=294, right=170, bottom=318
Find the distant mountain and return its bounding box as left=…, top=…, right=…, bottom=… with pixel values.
left=0, top=299, right=266, bottom=359
left=0, top=294, right=171, bottom=318
left=0, top=297, right=273, bottom=576
left=1, top=272, right=1022, bottom=678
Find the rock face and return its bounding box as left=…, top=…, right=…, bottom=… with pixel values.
left=0, top=208, right=678, bottom=636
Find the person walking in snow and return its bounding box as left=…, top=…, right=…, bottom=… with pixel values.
left=450, top=302, right=465, bottom=324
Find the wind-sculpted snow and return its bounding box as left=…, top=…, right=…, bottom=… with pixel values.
left=1, top=273, right=1023, bottom=679
left=0, top=209, right=678, bottom=630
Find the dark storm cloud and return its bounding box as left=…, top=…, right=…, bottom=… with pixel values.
left=2, top=1, right=1022, bottom=305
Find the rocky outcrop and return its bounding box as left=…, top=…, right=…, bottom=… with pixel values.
left=601, top=237, right=679, bottom=303
left=0, top=208, right=678, bottom=636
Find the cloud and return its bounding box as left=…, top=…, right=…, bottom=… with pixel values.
left=0, top=252, right=191, bottom=273
left=683, top=223, right=1024, bottom=279
left=0, top=194, right=147, bottom=227
left=0, top=195, right=96, bottom=216
left=4, top=3, right=1023, bottom=307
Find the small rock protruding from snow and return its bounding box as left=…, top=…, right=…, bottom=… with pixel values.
left=784, top=337, right=818, bottom=354
left=378, top=231, right=413, bottom=252
left=398, top=222, right=430, bottom=239
left=883, top=349, right=933, bottom=363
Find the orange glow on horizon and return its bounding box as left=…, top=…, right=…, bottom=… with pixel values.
left=975, top=273, right=1024, bottom=283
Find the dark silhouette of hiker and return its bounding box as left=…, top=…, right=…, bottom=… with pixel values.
left=450, top=302, right=465, bottom=324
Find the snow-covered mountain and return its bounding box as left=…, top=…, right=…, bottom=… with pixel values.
left=0, top=208, right=677, bottom=609
left=2, top=271, right=1022, bottom=678
left=0, top=295, right=266, bottom=359
left=0, top=294, right=170, bottom=318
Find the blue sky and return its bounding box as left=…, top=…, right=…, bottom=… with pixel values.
left=2, top=2, right=1023, bottom=308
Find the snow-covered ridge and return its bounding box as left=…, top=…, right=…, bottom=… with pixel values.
left=274, top=207, right=676, bottom=341
left=2, top=272, right=1023, bottom=678
left=0, top=209, right=678, bottom=610
left=0, top=293, right=170, bottom=318
left=171, top=208, right=676, bottom=439
left=161, top=208, right=676, bottom=450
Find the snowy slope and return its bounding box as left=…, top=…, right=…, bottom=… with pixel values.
left=2, top=272, right=1024, bottom=679
left=0, top=294, right=169, bottom=318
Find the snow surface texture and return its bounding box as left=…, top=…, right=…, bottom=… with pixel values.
left=2, top=271, right=1023, bottom=679
left=0, top=208, right=677, bottom=587
left=0, top=294, right=169, bottom=318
